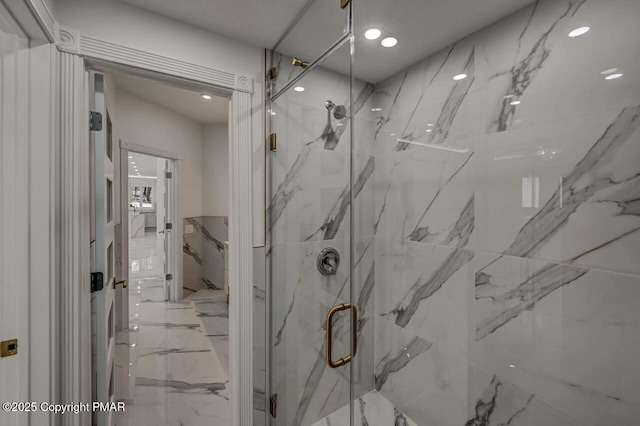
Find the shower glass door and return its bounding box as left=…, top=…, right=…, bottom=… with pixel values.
left=267, top=4, right=355, bottom=423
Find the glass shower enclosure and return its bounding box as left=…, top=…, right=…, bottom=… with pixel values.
left=267, top=0, right=640, bottom=425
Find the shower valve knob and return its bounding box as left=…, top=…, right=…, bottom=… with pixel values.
left=318, top=247, right=340, bottom=275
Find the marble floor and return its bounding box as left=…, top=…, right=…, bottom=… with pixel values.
left=114, top=232, right=230, bottom=425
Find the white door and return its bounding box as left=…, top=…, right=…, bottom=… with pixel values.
left=155, top=158, right=167, bottom=297
left=90, top=73, right=118, bottom=426
left=162, top=160, right=176, bottom=301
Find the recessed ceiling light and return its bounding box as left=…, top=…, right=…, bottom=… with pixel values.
left=453, top=73, right=467, bottom=81
left=426, top=129, right=432, bottom=133
left=201, top=94, right=212, bottom=100
left=600, top=68, right=618, bottom=75
left=271, top=111, right=277, bottom=116
left=503, top=94, right=515, bottom=99
left=131, top=162, right=135, bottom=164
left=128, top=156, right=133, bottom=159
left=390, top=133, right=396, bottom=136
left=510, top=100, right=521, bottom=105
left=427, top=123, right=434, bottom=127
left=605, top=73, right=623, bottom=80
left=381, top=37, right=397, bottom=48
left=371, top=107, right=382, bottom=112
left=568, top=26, right=590, bottom=38
left=364, top=28, right=382, bottom=40
left=294, top=86, right=305, bottom=92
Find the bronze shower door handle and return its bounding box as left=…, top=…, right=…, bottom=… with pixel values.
left=326, top=302, right=358, bottom=368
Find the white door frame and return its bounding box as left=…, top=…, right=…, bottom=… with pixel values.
left=120, top=141, right=181, bottom=305
left=56, top=26, right=255, bottom=426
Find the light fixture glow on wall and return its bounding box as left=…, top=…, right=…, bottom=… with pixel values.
left=453, top=73, right=467, bottom=81
left=294, top=86, right=305, bottom=92
left=568, top=26, right=590, bottom=37
left=364, top=28, right=381, bottom=40
left=381, top=37, right=397, bottom=48
left=201, top=94, right=212, bottom=100
left=605, top=73, right=623, bottom=80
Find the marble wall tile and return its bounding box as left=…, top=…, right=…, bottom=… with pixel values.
left=182, top=216, right=228, bottom=294
left=270, top=2, right=640, bottom=425
left=473, top=252, right=640, bottom=425
left=368, top=1, right=640, bottom=425
left=373, top=239, right=473, bottom=426
left=476, top=106, right=640, bottom=274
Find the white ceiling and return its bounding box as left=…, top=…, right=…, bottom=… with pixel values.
left=119, top=0, right=308, bottom=48
left=118, top=0, right=534, bottom=83
left=113, top=72, right=228, bottom=124
left=128, top=152, right=160, bottom=177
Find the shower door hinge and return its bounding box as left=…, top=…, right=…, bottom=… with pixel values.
left=165, top=171, right=173, bottom=179
left=165, top=273, right=173, bottom=281
left=269, top=393, right=278, bottom=418
left=89, top=111, right=103, bottom=131
left=340, top=0, right=351, bottom=9
left=269, top=133, right=277, bottom=152
left=267, top=67, right=278, bottom=81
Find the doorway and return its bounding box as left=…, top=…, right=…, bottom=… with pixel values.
left=89, top=69, right=232, bottom=425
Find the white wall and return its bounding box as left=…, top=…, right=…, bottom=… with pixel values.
left=116, top=89, right=204, bottom=219
left=55, top=0, right=266, bottom=244
left=203, top=123, right=229, bottom=217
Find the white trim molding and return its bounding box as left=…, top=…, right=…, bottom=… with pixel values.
left=53, top=28, right=258, bottom=426
left=79, top=34, right=241, bottom=92
left=120, top=140, right=181, bottom=161
left=25, top=0, right=55, bottom=40
left=57, top=50, right=92, bottom=426
left=229, top=90, right=254, bottom=426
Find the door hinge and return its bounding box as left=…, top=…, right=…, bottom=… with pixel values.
left=165, top=273, right=173, bottom=281
left=91, top=272, right=104, bottom=292
left=165, top=171, right=173, bottom=179
left=269, top=133, right=277, bottom=152
left=165, top=223, right=173, bottom=230
left=340, top=0, right=351, bottom=9
left=89, top=111, right=103, bottom=131
left=267, top=67, right=278, bottom=81
left=269, top=394, right=278, bottom=418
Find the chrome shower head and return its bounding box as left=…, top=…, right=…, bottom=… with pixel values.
left=333, top=105, right=347, bottom=120
left=325, top=100, right=347, bottom=120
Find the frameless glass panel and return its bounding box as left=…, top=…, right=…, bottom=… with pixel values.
left=269, top=39, right=353, bottom=426
left=270, top=0, right=350, bottom=94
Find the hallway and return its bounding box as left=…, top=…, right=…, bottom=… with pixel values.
left=115, top=232, right=230, bottom=425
